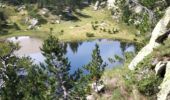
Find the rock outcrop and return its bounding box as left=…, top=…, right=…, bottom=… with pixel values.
left=86, top=95, right=96, bottom=100
left=128, top=7, right=170, bottom=70
left=157, top=61, right=170, bottom=100
left=28, top=18, right=38, bottom=29
left=107, top=0, right=116, bottom=9
left=91, top=82, right=104, bottom=92
left=94, top=1, right=100, bottom=10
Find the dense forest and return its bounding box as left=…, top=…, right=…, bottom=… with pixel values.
left=1, top=0, right=170, bottom=100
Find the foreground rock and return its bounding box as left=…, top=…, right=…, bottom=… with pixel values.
left=86, top=95, right=96, bottom=100
left=94, top=1, right=100, bottom=10
left=91, top=82, right=104, bottom=92
left=107, top=0, right=116, bottom=9
left=17, top=5, right=26, bottom=12
left=28, top=18, right=39, bottom=29
left=157, top=62, right=170, bottom=100
left=128, top=7, right=170, bottom=70
left=39, top=8, right=49, bottom=15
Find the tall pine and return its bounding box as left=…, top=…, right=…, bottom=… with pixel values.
left=84, top=44, right=106, bottom=86
left=0, top=42, right=48, bottom=100
left=41, top=35, right=72, bottom=99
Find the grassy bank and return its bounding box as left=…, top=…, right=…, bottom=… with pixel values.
left=0, top=7, right=139, bottom=42
left=92, top=66, right=147, bottom=100
left=98, top=39, right=170, bottom=100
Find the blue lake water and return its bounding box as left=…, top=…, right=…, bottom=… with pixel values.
left=8, top=36, right=135, bottom=73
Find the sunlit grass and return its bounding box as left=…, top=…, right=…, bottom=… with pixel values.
left=0, top=7, right=138, bottom=42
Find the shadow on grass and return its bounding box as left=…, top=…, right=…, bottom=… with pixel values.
left=61, top=12, right=80, bottom=21
left=0, top=29, right=10, bottom=36
left=0, top=23, right=21, bottom=36
left=74, top=10, right=91, bottom=18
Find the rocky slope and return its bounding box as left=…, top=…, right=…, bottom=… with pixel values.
left=128, top=7, right=170, bottom=70
left=128, top=6, right=170, bottom=100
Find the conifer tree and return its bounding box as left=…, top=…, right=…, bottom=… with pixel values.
left=41, top=35, right=88, bottom=99
left=84, top=44, right=106, bottom=86
left=0, top=42, right=48, bottom=100
left=41, top=35, right=73, bottom=99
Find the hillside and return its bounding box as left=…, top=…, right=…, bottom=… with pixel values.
left=0, top=0, right=170, bottom=100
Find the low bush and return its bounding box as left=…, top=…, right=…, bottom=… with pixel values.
left=137, top=73, right=162, bottom=96
left=112, top=28, right=119, bottom=34
left=13, top=23, right=20, bottom=30
left=86, top=32, right=94, bottom=37
left=92, top=24, right=97, bottom=30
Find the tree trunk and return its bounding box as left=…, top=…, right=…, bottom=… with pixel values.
left=61, top=84, right=68, bottom=100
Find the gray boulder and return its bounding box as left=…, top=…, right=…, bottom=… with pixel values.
left=91, top=82, right=104, bottom=92
left=94, top=1, right=100, bottom=10
left=17, top=5, right=26, bottom=12
left=28, top=18, right=38, bottom=29
left=134, top=5, right=143, bottom=13
left=39, top=8, right=49, bottom=15
left=86, top=95, right=95, bottom=100
left=107, top=0, right=116, bottom=9
left=151, top=58, right=159, bottom=66
left=0, top=3, right=6, bottom=8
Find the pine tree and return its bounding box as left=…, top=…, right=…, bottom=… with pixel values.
left=41, top=35, right=73, bottom=99
left=84, top=44, right=106, bottom=86
left=41, top=35, right=89, bottom=99
left=0, top=42, right=48, bottom=100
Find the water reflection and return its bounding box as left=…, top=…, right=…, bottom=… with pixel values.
left=68, top=42, right=82, bottom=54
left=7, top=37, right=135, bottom=73
left=66, top=39, right=135, bottom=73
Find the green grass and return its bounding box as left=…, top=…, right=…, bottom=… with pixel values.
left=0, top=7, right=139, bottom=42
left=112, top=88, right=124, bottom=100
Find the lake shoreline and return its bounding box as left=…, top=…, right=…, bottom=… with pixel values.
left=2, top=34, right=141, bottom=44
left=7, top=36, right=136, bottom=73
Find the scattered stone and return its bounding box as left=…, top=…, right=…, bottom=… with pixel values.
left=100, top=1, right=107, bottom=8
left=107, top=0, right=116, bottom=9
left=151, top=58, right=159, bottom=66
left=17, top=5, right=26, bottom=12
left=0, top=3, right=6, bottom=8
left=28, top=18, right=38, bottom=29
left=100, top=22, right=107, bottom=27
left=69, top=26, right=74, bottom=29
left=91, top=82, right=104, bottom=92
left=55, top=20, right=60, bottom=24
left=39, top=8, right=49, bottom=15
left=64, top=6, right=72, bottom=16
left=31, top=18, right=38, bottom=26
left=24, top=17, right=30, bottom=24
left=49, top=14, right=61, bottom=24
left=86, top=95, right=95, bottom=100
left=133, top=5, right=143, bottom=14
left=135, top=31, right=141, bottom=36
left=94, top=1, right=100, bottom=10
left=134, top=20, right=141, bottom=26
